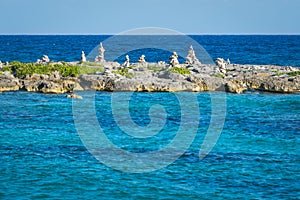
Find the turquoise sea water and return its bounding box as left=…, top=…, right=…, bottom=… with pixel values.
left=1, top=35, right=300, bottom=199
left=0, top=91, right=299, bottom=199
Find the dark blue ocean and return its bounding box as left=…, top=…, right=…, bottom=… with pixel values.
left=0, top=36, right=300, bottom=199
left=0, top=35, right=300, bottom=67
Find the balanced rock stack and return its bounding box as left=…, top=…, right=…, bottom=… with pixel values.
left=169, top=52, right=179, bottom=67
left=123, top=55, right=130, bottom=67
left=81, top=51, right=87, bottom=62
left=94, top=42, right=105, bottom=63
left=186, top=45, right=201, bottom=66
left=138, top=55, right=146, bottom=63
left=36, top=55, right=50, bottom=64
left=216, top=58, right=227, bottom=75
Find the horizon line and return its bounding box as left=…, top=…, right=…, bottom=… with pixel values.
left=0, top=32, right=300, bottom=36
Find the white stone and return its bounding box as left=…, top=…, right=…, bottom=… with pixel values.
left=42, top=55, right=50, bottom=63
left=81, top=51, right=87, bottom=62
left=158, top=61, right=165, bottom=66
left=226, top=58, right=231, bottom=65
left=37, top=55, right=50, bottom=64
left=67, top=93, right=83, bottom=99
left=123, top=55, right=130, bottom=67
left=169, top=52, right=179, bottom=67
left=138, top=55, right=146, bottom=63
left=95, top=42, right=105, bottom=62
left=185, top=45, right=201, bottom=66
left=216, top=58, right=227, bottom=74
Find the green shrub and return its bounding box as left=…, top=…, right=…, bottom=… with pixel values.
left=273, top=71, right=300, bottom=77
left=1, top=66, right=12, bottom=73
left=78, top=66, right=104, bottom=75
left=213, top=73, right=224, bottom=79
left=113, top=67, right=134, bottom=78
left=273, top=72, right=286, bottom=77
left=147, top=65, right=163, bottom=72
left=287, top=71, right=300, bottom=77
left=9, top=61, right=79, bottom=78
left=80, top=61, right=103, bottom=67
left=169, top=67, right=191, bottom=75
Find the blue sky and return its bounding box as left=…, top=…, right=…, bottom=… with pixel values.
left=0, top=0, right=299, bottom=34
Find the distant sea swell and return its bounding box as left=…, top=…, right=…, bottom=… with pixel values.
left=0, top=35, right=299, bottom=67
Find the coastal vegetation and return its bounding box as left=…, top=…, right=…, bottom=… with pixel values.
left=113, top=67, right=134, bottom=78
left=3, top=61, right=79, bottom=78
left=168, top=67, right=191, bottom=75
left=273, top=70, right=300, bottom=77
left=79, top=61, right=103, bottom=67
left=147, top=65, right=163, bottom=72
left=1, top=66, right=12, bottom=74
left=0, top=60, right=299, bottom=94
left=213, top=73, right=225, bottom=79
left=287, top=71, right=300, bottom=77
left=78, top=61, right=105, bottom=74
left=78, top=66, right=104, bottom=75
left=0, top=61, right=105, bottom=78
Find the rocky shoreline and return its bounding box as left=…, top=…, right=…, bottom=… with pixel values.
left=0, top=61, right=299, bottom=95
left=1, top=43, right=299, bottom=95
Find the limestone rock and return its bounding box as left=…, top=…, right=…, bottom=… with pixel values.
left=246, top=76, right=300, bottom=93
left=0, top=73, right=20, bottom=92
left=67, top=93, right=83, bottom=99
left=1, top=59, right=300, bottom=94
left=225, top=81, right=247, bottom=94
left=23, top=73, right=78, bottom=94
left=49, top=71, right=61, bottom=81
left=186, top=74, right=225, bottom=91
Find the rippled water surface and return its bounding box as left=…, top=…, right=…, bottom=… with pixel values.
left=0, top=91, right=299, bottom=199
left=0, top=35, right=300, bottom=66
left=1, top=35, right=300, bottom=199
